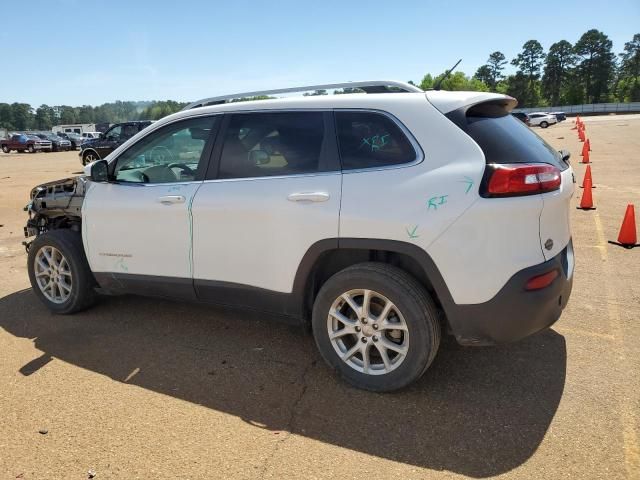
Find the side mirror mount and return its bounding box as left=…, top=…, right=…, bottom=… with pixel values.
left=248, top=150, right=270, bottom=166
left=85, top=159, right=109, bottom=182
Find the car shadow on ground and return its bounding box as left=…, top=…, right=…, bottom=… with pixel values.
left=0, top=289, right=566, bottom=478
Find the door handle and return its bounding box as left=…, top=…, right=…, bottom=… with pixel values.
left=158, top=195, right=186, bottom=205
left=287, top=192, right=330, bottom=203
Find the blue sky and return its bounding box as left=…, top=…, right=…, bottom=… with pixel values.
left=2, top=0, right=638, bottom=106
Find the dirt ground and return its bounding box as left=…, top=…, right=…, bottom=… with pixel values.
left=1, top=116, right=638, bottom=480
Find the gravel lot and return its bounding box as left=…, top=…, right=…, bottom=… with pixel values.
left=1, top=115, right=639, bottom=479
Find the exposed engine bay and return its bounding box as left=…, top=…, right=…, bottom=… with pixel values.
left=23, top=176, right=88, bottom=250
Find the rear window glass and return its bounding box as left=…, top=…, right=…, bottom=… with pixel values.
left=335, top=111, right=416, bottom=170
left=461, top=114, right=566, bottom=170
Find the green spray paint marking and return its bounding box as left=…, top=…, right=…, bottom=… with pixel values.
left=115, top=257, right=129, bottom=272
left=359, top=133, right=391, bottom=152
left=427, top=195, right=448, bottom=210
left=459, top=176, right=474, bottom=194
left=187, top=191, right=196, bottom=278
left=406, top=225, right=419, bottom=239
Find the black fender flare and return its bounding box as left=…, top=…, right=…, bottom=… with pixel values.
left=291, top=238, right=457, bottom=319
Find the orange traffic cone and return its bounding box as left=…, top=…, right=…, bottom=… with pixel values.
left=608, top=204, right=638, bottom=248
left=586, top=138, right=591, bottom=151
left=581, top=148, right=591, bottom=164
left=577, top=179, right=596, bottom=210
left=575, top=115, right=580, bottom=124
left=578, top=129, right=585, bottom=142
left=581, top=141, right=589, bottom=156
left=580, top=165, right=595, bottom=187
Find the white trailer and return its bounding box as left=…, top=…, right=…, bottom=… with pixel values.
left=52, top=124, right=97, bottom=134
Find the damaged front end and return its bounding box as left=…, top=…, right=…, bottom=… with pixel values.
left=23, top=176, right=88, bottom=251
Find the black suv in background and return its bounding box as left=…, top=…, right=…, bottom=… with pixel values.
left=79, top=120, right=153, bottom=165
left=57, top=132, right=85, bottom=150
left=511, top=112, right=531, bottom=126
left=553, top=112, right=567, bottom=122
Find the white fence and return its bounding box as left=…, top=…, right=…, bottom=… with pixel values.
left=515, top=102, right=640, bottom=115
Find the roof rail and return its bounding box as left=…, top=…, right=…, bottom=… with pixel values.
left=181, top=80, right=423, bottom=111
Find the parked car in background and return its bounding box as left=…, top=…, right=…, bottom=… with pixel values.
left=511, top=112, right=531, bottom=125
left=553, top=112, right=567, bottom=122
left=79, top=120, right=153, bottom=165
left=528, top=112, right=558, bottom=128
left=81, top=132, right=101, bottom=139
left=1, top=133, right=52, bottom=153
left=29, top=132, right=71, bottom=152
left=56, top=132, right=85, bottom=150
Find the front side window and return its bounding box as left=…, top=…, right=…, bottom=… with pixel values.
left=335, top=111, right=416, bottom=170
left=218, top=111, right=327, bottom=179
left=105, top=125, right=122, bottom=141
left=113, top=116, right=216, bottom=184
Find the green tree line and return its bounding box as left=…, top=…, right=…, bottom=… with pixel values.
left=1, top=29, right=638, bottom=131
left=428, top=29, right=639, bottom=107
left=0, top=100, right=188, bottom=131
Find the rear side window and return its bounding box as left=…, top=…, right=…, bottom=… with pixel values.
left=335, top=111, right=416, bottom=170
left=218, top=112, right=329, bottom=179
left=454, top=109, right=566, bottom=170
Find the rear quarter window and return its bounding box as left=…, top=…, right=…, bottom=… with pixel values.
left=335, top=111, right=416, bottom=170
left=448, top=104, right=567, bottom=170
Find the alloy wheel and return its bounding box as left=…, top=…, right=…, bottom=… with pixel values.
left=34, top=246, right=72, bottom=304
left=327, top=289, right=409, bottom=375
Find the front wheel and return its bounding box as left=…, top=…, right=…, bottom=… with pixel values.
left=540, top=121, right=549, bottom=128
left=312, top=262, right=441, bottom=392
left=27, top=229, right=97, bottom=314
left=1, top=145, right=9, bottom=153
left=28, top=145, right=35, bottom=153
left=82, top=151, right=98, bottom=165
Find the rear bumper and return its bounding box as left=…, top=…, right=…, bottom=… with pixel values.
left=446, top=240, right=574, bottom=346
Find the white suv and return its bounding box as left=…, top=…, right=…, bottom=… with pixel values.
left=528, top=112, right=558, bottom=128
left=23, top=81, right=575, bottom=391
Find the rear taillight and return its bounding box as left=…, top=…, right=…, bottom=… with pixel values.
left=483, top=163, right=561, bottom=197
left=525, top=269, right=559, bottom=291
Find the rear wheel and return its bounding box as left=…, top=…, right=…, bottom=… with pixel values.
left=540, top=121, right=549, bottom=128
left=312, top=262, right=440, bottom=392
left=27, top=229, right=97, bottom=314
left=1, top=145, right=9, bottom=153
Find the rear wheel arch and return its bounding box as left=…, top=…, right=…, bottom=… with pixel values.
left=293, top=239, right=455, bottom=329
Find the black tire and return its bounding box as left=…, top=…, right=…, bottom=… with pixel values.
left=27, top=229, right=97, bottom=314
left=1, top=145, right=9, bottom=153
left=312, top=262, right=441, bottom=392
left=28, top=144, right=35, bottom=153
left=540, top=121, right=549, bottom=128
left=82, top=151, right=99, bottom=165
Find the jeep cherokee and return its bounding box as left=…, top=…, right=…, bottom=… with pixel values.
left=24, top=81, right=574, bottom=391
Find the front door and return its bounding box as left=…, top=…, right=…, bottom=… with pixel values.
left=191, top=111, right=342, bottom=314
left=83, top=115, right=219, bottom=299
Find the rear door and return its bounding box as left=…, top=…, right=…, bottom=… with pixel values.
left=191, top=111, right=341, bottom=312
